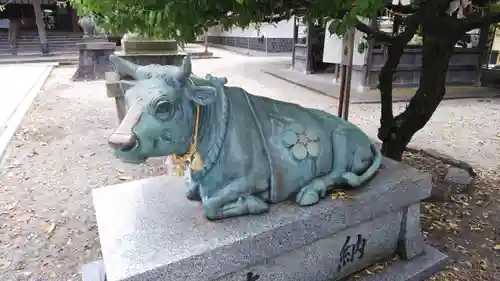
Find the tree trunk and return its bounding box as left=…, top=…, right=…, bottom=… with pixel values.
left=379, top=35, right=455, bottom=160
left=32, top=0, right=49, bottom=55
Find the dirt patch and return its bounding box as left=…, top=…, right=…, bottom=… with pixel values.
left=405, top=150, right=500, bottom=281
left=349, top=151, right=500, bottom=280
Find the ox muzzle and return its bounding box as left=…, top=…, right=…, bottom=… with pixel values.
left=108, top=102, right=142, bottom=151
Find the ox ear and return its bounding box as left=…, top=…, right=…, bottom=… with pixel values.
left=184, top=86, right=217, bottom=105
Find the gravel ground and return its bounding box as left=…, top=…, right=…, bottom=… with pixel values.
left=0, top=67, right=166, bottom=281
left=0, top=50, right=499, bottom=280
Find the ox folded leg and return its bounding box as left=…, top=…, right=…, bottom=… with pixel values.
left=185, top=182, right=201, bottom=201
left=296, top=131, right=348, bottom=206
left=218, top=195, right=269, bottom=219
left=201, top=176, right=269, bottom=220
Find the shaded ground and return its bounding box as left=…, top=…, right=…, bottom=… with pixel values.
left=414, top=153, right=500, bottom=281
left=410, top=151, right=500, bottom=281
left=347, top=151, right=500, bottom=280
left=0, top=64, right=499, bottom=281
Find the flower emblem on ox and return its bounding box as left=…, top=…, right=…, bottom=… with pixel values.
left=282, top=123, right=320, bottom=160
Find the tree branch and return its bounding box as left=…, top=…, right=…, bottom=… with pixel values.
left=355, top=19, right=394, bottom=43
left=386, top=4, right=419, bottom=14
left=461, top=11, right=500, bottom=32
left=377, top=13, right=420, bottom=143
left=394, top=13, right=420, bottom=44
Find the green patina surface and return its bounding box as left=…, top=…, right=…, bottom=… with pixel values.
left=107, top=55, right=382, bottom=220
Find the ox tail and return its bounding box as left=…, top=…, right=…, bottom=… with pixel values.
left=340, top=142, right=382, bottom=187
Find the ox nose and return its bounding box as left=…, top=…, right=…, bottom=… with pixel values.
left=109, top=102, right=143, bottom=151
left=108, top=132, right=138, bottom=151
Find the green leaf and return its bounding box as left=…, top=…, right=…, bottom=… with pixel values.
left=491, top=3, right=500, bottom=13
left=328, top=20, right=347, bottom=36
left=70, top=0, right=387, bottom=40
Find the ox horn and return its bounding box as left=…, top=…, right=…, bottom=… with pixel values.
left=176, top=55, right=192, bottom=84
left=109, top=54, right=139, bottom=80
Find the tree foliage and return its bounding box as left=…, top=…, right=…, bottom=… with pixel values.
left=73, top=0, right=500, bottom=160
left=71, top=0, right=390, bottom=38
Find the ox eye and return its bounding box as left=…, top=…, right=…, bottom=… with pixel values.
left=154, top=101, right=173, bottom=120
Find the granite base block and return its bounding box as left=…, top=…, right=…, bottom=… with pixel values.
left=219, top=246, right=446, bottom=281
left=81, top=260, right=106, bottom=281
left=362, top=245, right=448, bottom=281
left=72, top=42, right=116, bottom=81
left=218, top=210, right=404, bottom=281
left=41, top=42, right=50, bottom=55
left=82, top=246, right=446, bottom=281
left=87, top=158, right=445, bottom=281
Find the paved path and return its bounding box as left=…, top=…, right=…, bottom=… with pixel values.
left=0, top=63, right=54, bottom=160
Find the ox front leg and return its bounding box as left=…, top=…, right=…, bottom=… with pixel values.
left=201, top=177, right=269, bottom=220
left=185, top=182, right=201, bottom=201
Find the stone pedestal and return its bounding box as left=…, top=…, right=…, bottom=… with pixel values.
left=112, top=51, right=187, bottom=79
left=81, top=158, right=446, bottom=281
left=72, top=42, right=117, bottom=81
left=40, top=42, right=50, bottom=55
left=105, top=71, right=127, bottom=123
left=121, top=39, right=178, bottom=54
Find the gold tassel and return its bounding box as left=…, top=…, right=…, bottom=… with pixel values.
left=190, top=152, right=204, bottom=171
left=175, top=163, right=185, bottom=177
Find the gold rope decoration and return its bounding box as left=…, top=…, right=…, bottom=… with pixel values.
left=171, top=104, right=204, bottom=176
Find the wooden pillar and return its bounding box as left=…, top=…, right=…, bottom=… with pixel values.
left=71, top=8, right=80, bottom=33
left=476, top=25, right=494, bottom=85
left=362, top=16, right=378, bottom=89
left=292, top=17, right=298, bottom=68
left=32, top=0, right=49, bottom=54
left=203, top=27, right=208, bottom=53
left=305, top=19, right=313, bottom=74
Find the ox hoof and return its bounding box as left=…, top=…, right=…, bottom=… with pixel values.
left=202, top=198, right=221, bottom=221
left=185, top=184, right=201, bottom=201
left=245, top=195, right=269, bottom=214
left=219, top=196, right=268, bottom=217
left=296, top=180, right=327, bottom=206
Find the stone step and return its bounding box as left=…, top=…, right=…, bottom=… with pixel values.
left=16, top=48, right=77, bottom=52
left=0, top=51, right=77, bottom=57
left=19, top=37, right=80, bottom=40
left=15, top=44, right=80, bottom=48
left=0, top=39, right=83, bottom=44
left=15, top=43, right=80, bottom=47
left=0, top=46, right=78, bottom=55
left=16, top=38, right=82, bottom=41
left=0, top=36, right=83, bottom=41
left=14, top=42, right=80, bottom=46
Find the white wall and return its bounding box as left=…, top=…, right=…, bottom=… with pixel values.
left=207, top=19, right=295, bottom=38
left=323, top=19, right=370, bottom=66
